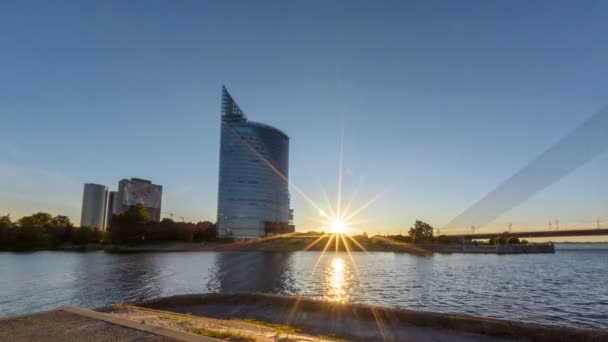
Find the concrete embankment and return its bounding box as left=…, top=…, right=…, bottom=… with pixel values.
left=0, top=307, right=217, bottom=342
left=120, top=293, right=607, bottom=342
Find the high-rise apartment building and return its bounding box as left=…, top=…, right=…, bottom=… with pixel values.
left=115, top=178, right=163, bottom=221
left=105, top=191, right=118, bottom=228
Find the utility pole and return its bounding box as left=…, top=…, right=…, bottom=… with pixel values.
left=179, top=216, right=185, bottom=222
left=597, top=218, right=601, bottom=229
left=555, top=219, right=559, bottom=231
left=508, top=222, right=512, bottom=234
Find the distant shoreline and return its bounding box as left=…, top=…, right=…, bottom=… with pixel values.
left=2, top=237, right=591, bottom=254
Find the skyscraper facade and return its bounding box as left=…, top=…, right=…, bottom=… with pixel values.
left=80, top=183, right=108, bottom=229
left=217, top=86, right=293, bottom=238
left=105, top=191, right=118, bottom=229
left=116, top=178, right=163, bottom=222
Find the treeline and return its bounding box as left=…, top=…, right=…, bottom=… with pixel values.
left=0, top=213, right=103, bottom=251
left=107, top=204, right=216, bottom=245
left=488, top=236, right=528, bottom=245
left=363, top=220, right=529, bottom=245
left=352, top=220, right=462, bottom=244
left=0, top=204, right=218, bottom=250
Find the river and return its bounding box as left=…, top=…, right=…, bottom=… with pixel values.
left=1, top=244, right=607, bottom=329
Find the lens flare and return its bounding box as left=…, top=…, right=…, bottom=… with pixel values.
left=329, top=219, right=346, bottom=233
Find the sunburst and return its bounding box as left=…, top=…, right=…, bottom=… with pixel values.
left=229, top=121, right=391, bottom=339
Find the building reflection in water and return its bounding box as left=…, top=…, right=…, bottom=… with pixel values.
left=208, top=252, right=296, bottom=294
left=323, top=256, right=352, bottom=302
left=73, top=253, right=163, bottom=306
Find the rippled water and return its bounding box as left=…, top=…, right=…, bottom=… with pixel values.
left=1, top=244, right=607, bottom=329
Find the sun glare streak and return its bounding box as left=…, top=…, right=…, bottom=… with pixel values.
left=227, top=107, right=395, bottom=341
left=320, top=187, right=337, bottom=218
left=334, top=233, right=339, bottom=253
left=343, top=185, right=395, bottom=222
left=373, top=235, right=430, bottom=254
left=285, top=294, right=305, bottom=326
left=336, top=128, right=345, bottom=218
left=303, top=233, right=331, bottom=251
left=312, top=233, right=336, bottom=272
left=345, top=234, right=369, bottom=254
left=370, top=306, right=389, bottom=341
left=224, top=125, right=326, bottom=215
left=298, top=215, right=331, bottom=226
left=341, top=178, right=363, bottom=222
left=340, top=235, right=361, bottom=277
left=266, top=123, right=392, bottom=340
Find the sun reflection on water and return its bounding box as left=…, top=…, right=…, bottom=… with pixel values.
left=324, top=257, right=350, bottom=303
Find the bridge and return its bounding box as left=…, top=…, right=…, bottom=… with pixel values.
left=447, top=228, right=608, bottom=240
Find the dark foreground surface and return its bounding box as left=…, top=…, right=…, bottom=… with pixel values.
left=122, top=293, right=608, bottom=342
left=0, top=309, right=180, bottom=342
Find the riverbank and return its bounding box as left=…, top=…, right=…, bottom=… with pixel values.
left=106, top=293, right=606, bottom=342
left=1, top=236, right=554, bottom=254
left=206, top=235, right=554, bottom=254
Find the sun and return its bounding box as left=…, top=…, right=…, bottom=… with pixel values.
left=329, top=219, right=346, bottom=233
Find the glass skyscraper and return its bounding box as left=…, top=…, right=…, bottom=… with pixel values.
left=80, top=183, right=108, bottom=229
left=217, top=86, right=292, bottom=238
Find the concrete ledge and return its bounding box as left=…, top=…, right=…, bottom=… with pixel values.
left=125, top=293, right=608, bottom=342
left=62, top=307, right=220, bottom=342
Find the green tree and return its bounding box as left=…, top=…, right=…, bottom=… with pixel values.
left=436, top=235, right=458, bottom=244
left=120, top=204, right=151, bottom=223
left=72, top=226, right=103, bottom=245
left=161, top=217, right=175, bottom=224
left=495, top=236, right=508, bottom=245
left=0, top=215, right=12, bottom=229
left=507, top=237, right=521, bottom=245
left=18, top=212, right=53, bottom=227
left=0, top=215, right=14, bottom=250
left=408, top=220, right=434, bottom=242
left=108, top=204, right=150, bottom=244
left=51, top=215, right=73, bottom=228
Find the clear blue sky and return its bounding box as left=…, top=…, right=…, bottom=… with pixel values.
left=2, top=0, right=608, bottom=238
